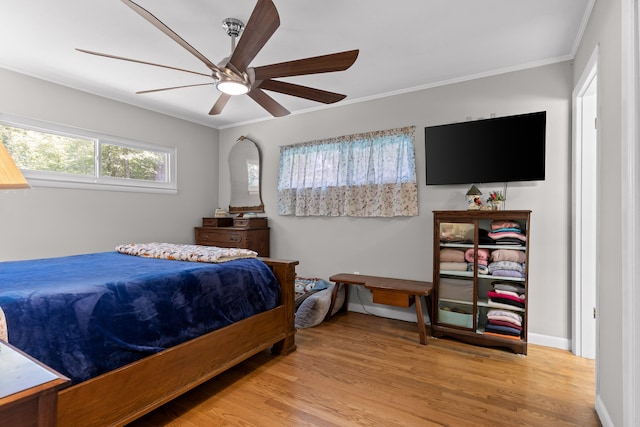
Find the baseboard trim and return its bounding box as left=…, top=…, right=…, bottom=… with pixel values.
left=347, top=303, right=428, bottom=324
left=595, top=394, right=614, bottom=427
left=348, top=303, right=572, bottom=351
left=527, top=332, right=571, bottom=351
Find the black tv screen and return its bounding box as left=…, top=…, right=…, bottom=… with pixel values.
left=425, top=111, right=546, bottom=185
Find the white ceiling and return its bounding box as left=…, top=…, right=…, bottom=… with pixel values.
left=1, top=1, right=592, bottom=129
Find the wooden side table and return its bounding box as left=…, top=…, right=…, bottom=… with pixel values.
left=0, top=340, right=70, bottom=427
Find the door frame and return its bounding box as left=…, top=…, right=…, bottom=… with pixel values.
left=571, top=45, right=599, bottom=359
left=621, top=0, right=639, bottom=425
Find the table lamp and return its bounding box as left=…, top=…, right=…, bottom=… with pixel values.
left=0, top=140, right=29, bottom=189
left=0, top=139, right=28, bottom=353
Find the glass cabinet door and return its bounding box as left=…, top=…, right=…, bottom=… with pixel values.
left=436, top=221, right=476, bottom=329
left=475, top=218, right=527, bottom=338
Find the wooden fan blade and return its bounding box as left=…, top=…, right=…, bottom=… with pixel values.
left=76, top=49, right=211, bottom=78
left=121, top=0, right=220, bottom=72
left=248, top=88, right=290, bottom=117
left=253, top=50, right=359, bottom=81
left=259, top=80, right=346, bottom=104
left=209, top=93, right=232, bottom=115
left=136, top=83, right=214, bottom=94
left=228, top=0, right=280, bottom=73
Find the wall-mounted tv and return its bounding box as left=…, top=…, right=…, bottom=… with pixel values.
left=425, top=111, right=546, bottom=185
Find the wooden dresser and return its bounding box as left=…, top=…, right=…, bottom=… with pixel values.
left=195, top=217, right=270, bottom=257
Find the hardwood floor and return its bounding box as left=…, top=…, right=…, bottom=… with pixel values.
left=128, top=312, right=599, bottom=426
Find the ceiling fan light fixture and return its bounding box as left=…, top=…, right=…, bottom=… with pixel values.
left=216, top=79, right=251, bottom=95
left=215, top=68, right=251, bottom=95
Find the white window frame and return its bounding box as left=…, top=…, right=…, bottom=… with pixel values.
left=0, top=113, right=177, bottom=194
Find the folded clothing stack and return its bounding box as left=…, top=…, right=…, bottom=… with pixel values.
left=486, top=220, right=527, bottom=246
left=487, top=246, right=526, bottom=278
left=485, top=308, right=523, bottom=340
left=487, top=281, right=525, bottom=310
left=439, top=248, right=467, bottom=271
left=465, top=248, right=490, bottom=274
left=485, top=281, right=525, bottom=340
left=487, top=259, right=526, bottom=278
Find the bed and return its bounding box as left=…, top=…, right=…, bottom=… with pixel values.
left=0, top=245, right=298, bottom=427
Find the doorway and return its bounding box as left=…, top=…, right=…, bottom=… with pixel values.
left=572, top=47, right=598, bottom=360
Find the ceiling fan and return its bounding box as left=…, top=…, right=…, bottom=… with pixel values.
left=77, top=0, right=359, bottom=117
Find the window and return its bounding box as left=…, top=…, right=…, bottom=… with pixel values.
left=0, top=114, right=176, bottom=193
left=246, top=159, right=259, bottom=193
left=278, top=126, right=418, bottom=217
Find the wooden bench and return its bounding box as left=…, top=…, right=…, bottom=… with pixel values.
left=328, top=273, right=434, bottom=345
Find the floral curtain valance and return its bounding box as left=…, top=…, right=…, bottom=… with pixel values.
left=277, top=126, right=418, bottom=217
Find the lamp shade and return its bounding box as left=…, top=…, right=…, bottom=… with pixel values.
left=0, top=140, right=29, bottom=189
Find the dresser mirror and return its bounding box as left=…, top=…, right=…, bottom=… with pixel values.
left=229, top=136, right=264, bottom=213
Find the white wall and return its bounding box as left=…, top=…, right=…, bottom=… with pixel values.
left=220, top=61, right=573, bottom=343
left=0, top=68, right=220, bottom=260
left=572, top=0, right=624, bottom=425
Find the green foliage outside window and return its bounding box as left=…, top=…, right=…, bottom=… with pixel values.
left=1, top=125, right=95, bottom=176
left=101, top=144, right=167, bottom=182
left=1, top=124, right=168, bottom=183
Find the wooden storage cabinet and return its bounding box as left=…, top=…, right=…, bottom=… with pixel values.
left=432, top=210, right=531, bottom=354
left=195, top=217, right=270, bottom=257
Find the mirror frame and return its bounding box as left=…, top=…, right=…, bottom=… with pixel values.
left=228, top=136, right=264, bottom=214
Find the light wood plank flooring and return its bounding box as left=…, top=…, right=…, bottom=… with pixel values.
left=128, top=312, right=599, bottom=426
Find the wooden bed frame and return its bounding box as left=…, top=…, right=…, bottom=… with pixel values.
left=55, top=257, right=298, bottom=427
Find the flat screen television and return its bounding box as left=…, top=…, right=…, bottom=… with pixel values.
left=425, top=111, right=546, bottom=185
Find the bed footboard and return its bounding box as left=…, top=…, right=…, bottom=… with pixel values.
left=57, top=258, right=298, bottom=427
left=260, top=257, right=299, bottom=355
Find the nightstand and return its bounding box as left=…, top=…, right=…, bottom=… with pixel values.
left=0, top=340, right=70, bottom=427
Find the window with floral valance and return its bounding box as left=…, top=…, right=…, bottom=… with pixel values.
left=277, top=126, right=418, bottom=217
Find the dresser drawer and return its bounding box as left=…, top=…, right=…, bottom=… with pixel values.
left=194, top=227, right=270, bottom=257
left=195, top=228, right=246, bottom=246
left=202, top=217, right=234, bottom=227
left=233, top=217, right=268, bottom=228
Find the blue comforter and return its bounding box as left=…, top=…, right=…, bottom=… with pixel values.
left=0, top=252, right=280, bottom=383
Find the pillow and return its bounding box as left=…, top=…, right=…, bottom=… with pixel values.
left=295, top=284, right=333, bottom=329
left=330, top=283, right=345, bottom=317
left=295, top=277, right=328, bottom=298
left=295, top=282, right=345, bottom=329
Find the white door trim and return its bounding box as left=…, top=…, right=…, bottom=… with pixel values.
left=571, top=45, right=599, bottom=358
left=621, top=1, right=639, bottom=425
